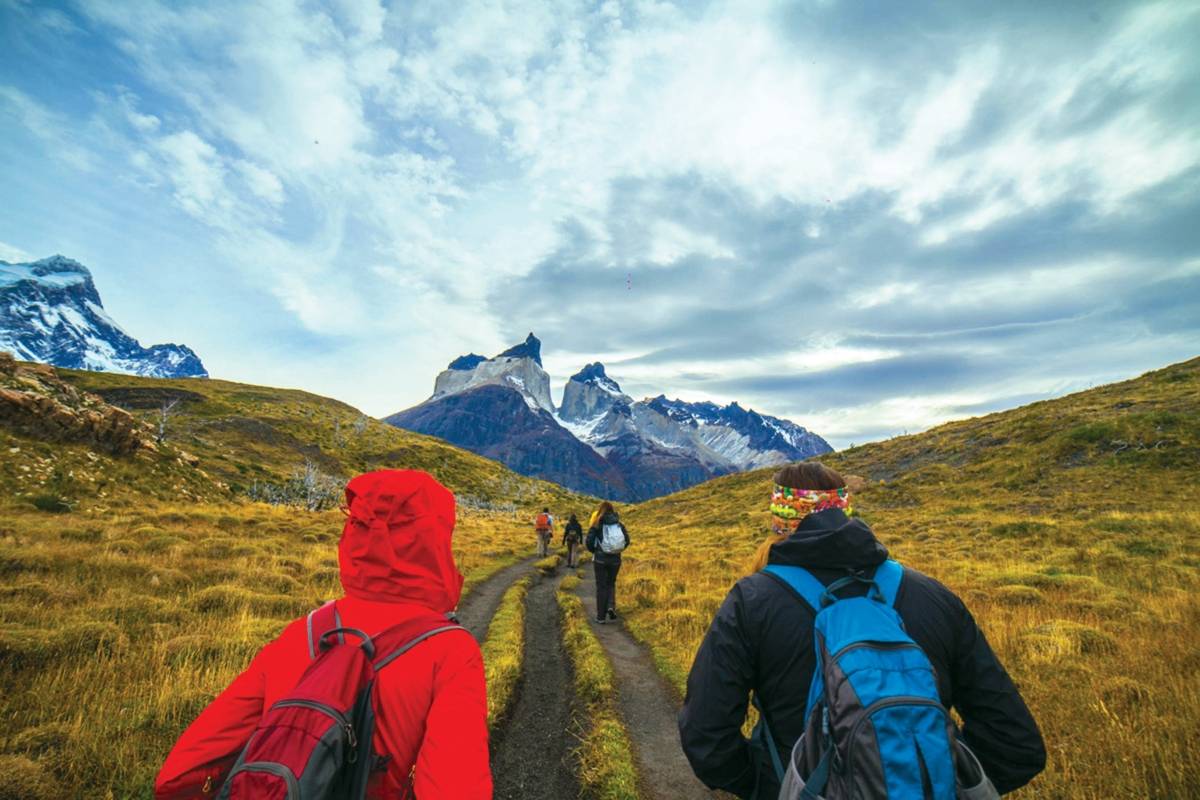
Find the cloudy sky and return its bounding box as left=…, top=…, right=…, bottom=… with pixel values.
left=2, top=0, right=1198, bottom=447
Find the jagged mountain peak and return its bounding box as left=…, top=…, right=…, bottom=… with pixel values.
left=431, top=333, right=554, bottom=412
left=0, top=255, right=207, bottom=379
left=497, top=332, right=542, bottom=366
left=570, top=362, right=622, bottom=392
left=560, top=361, right=631, bottom=423
left=391, top=336, right=832, bottom=501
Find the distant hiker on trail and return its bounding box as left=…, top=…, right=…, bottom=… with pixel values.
left=155, top=470, right=492, bottom=799
left=535, top=507, right=555, bottom=557
left=563, top=513, right=584, bottom=567
left=678, top=462, right=1045, bottom=799
left=586, top=501, right=629, bottom=623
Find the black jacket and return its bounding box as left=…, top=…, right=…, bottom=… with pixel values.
left=563, top=518, right=584, bottom=545
left=586, top=511, right=629, bottom=564
left=678, top=509, right=1045, bottom=798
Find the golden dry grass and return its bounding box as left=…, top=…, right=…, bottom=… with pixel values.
left=0, top=498, right=540, bottom=796
left=616, top=358, right=1200, bottom=798
left=0, top=362, right=592, bottom=797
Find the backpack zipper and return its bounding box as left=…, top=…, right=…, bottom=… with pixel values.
left=272, top=699, right=358, bottom=750
left=842, top=696, right=949, bottom=787
left=829, top=639, right=921, bottom=663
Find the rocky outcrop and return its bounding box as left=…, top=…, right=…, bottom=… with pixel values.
left=0, top=352, right=154, bottom=455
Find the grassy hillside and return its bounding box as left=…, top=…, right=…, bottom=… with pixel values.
left=52, top=367, right=587, bottom=510
left=0, top=361, right=591, bottom=797
left=616, top=356, right=1200, bottom=798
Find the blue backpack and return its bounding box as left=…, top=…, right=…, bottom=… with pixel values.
left=757, top=560, right=998, bottom=800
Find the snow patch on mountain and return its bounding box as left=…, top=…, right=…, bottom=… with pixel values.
left=0, top=255, right=208, bottom=379
left=389, top=337, right=831, bottom=501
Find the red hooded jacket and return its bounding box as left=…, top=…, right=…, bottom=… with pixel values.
left=154, top=470, right=492, bottom=799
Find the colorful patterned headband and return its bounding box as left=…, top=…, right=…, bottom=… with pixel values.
left=770, top=485, right=850, bottom=520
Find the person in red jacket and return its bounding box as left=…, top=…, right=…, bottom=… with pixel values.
left=154, top=469, right=493, bottom=799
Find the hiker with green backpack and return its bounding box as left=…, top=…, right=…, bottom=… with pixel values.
left=678, top=462, right=1045, bottom=799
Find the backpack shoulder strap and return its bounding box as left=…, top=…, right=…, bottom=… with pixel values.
left=762, top=564, right=826, bottom=612
left=306, top=600, right=345, bottom=660
left=873, top=559, right=904, bottom=607
left=372, top=616, right=472, bottom=672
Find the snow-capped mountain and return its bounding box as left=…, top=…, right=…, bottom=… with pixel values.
left=387, top=335, right=831, bottom=501
left=645, top=395, right=831, bottom=470
left=0, top=255, right=207, bottom=378
left=431, top=333, right=554, bottom=412
left=387, top=336, right=629, bottom=498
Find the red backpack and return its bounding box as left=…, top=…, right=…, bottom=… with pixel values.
left=535, top=513, right=551, bottom=532
left=217, top=602, right=465, bottom=799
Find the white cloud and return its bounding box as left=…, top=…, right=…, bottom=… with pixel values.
left=0, top=241, right=32, bottom=262
left=152, top=130, right=228, bottom=219
left=238, top=161, right=285, bottom=206
left=5, top=0, right=1195, bottom=437
left=0, top=86, right=97, bottom=170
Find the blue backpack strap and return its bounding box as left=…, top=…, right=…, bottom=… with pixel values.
left=762, top=564, right=826, bottom=612
left=873, top=559, right=904, bottom=607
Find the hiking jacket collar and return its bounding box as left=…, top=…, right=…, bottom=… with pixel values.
left=766, top=508, right=889, bottom=571
left=338, top=469, right=463, bottom=612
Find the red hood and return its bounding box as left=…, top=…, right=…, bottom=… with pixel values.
left=338, top=470, right=463, bottom=612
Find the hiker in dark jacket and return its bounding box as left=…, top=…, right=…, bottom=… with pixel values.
left=586, top=501, right=629, bottom=623
left=678, top=462, right=1045, bottom=798
left=563, top=514, right=584, bottom=568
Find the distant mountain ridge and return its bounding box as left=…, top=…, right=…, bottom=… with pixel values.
left=386, top=333, right=831, bottom=500
left=0, top=255, right=207, bottom=379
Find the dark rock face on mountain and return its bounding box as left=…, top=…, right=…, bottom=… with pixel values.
left=448, top=353, right=487, bottom=371
left=0, top=255, right=207, bottom=378
left=387, top=334, right=832, bottom=501
left=496, top=333, right=543, bottom=366
left=385, top=384, right=628, bottom=498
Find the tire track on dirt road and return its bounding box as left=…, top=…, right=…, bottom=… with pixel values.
left=456, top=557, right=537, bottom=642
left=578, top=565, right=718, bottom=800
left=491, top=567, right=580, bottom=799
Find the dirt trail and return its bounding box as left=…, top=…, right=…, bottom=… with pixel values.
left=578, top=565, right=718, bottom=799
left=455, top=557, right=536, bottom=642
left=491, top=568, right=580, bottom=799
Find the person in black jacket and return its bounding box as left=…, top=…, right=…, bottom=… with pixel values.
left=586, top=501, right=629, bottom=623
left=563, top=513, right=584, bottom=567
left=678, top=462, right=1045, bottom=798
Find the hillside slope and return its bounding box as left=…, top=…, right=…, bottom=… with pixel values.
left=618, top=356, right=1200, bottom=798
left=38, top=366, right=589, bottom=511
left=0, top=359, right=592, bottom=796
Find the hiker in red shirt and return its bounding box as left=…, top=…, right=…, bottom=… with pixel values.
left=154, top=470, right=492, bottom=799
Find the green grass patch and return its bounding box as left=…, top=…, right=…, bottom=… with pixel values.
left=557, top=585, right=639, bottom=799
left=481, top=576, right=530, bottom=728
